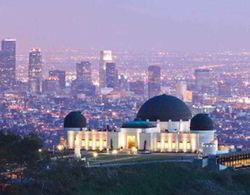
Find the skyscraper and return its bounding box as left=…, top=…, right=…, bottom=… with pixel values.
left=148, top=65, right=161, bottom=98
left=218, top=81, right=231, bottom=98
left=129, top=80, right=145, bottom=96
left=118, top=74, right=129, bottom=91
left=106, top=62, right=118, bottom=88
left=176, top=81, right=192, bottom=102
left=43, top=76, right=60, bottom=94
left=194, top=69, right=210, bottom=92
left=71, top=61, right=95, bottom=96
left=49, top=70, right=66, bottom=89
left=76, top=61, right=91, bottom=83
left=176, top=81, right=187, bottom=99
left=28, top=48, right=42, bottom=93
left=0, top=39, right=16, bottom=89
left=99, top=50, right=112, bottom=88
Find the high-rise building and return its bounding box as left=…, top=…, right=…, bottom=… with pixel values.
left=99, top=50, right=112, bottom=88
left=43, top=76, right=60, bottom=94
left=106, top=62, right=118, bottom=88
left=129, top=80, right=144, bottom=96
left=195, top=69, right=210, bottom=92
left=176, top=81, right=187, bottom=98
left=118, top=74, right=129, bottom=91
left=176, top=81, right=193, bottom=102
left=71, top=80, right=96, bottom=97
left=76, top=61, right=91, bottom=83
left=71, top=61, right=95, bottom=96
left=28, top=48, right=42, bottom=93
left=218, top=81, right=231, bottom=98
left=49, top=70, right=66, bottom=89
left=148, top=65, right=161, bottom=98
left=0, top=39, right=16, bottom=88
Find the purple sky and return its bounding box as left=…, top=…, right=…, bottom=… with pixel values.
left=1, top=0, right=250, bottom=52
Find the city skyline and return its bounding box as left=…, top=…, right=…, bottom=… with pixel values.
left=0, top=2, right=250, bottom=194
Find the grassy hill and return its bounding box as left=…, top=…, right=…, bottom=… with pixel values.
left=4, top=162, right=250, bottom=195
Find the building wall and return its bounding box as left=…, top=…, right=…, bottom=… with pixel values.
left=66, top=128, right=216, bottom=155
left=159, top=120, right=190, bottom=132
left=157, top=132, right=198, bottom=152
left=191, top=130, right=216, bottom=150
left=139, top=133, right=151, bottom=150
left=202, top=143, right=217, bottom=156
left=107, top=132, right=119, bottom=149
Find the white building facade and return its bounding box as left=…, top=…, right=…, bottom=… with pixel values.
left=64, top=95, right=218, bottom=156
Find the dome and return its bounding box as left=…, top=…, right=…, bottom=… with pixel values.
left=137, top=94, right=192, bottom=122
left=190, top=113, right=214, bottom=131
left=122, top=121, right=156, bottom=129
left=64, top=111, right=86, bottom=128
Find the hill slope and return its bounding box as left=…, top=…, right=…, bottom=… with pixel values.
left=4, top=162, right=250, bottom=195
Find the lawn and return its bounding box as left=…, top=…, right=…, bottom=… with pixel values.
left=86, top=152, right=195, bottom=166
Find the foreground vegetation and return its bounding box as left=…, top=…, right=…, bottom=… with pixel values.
left=3, top=160, right=250, bottom=195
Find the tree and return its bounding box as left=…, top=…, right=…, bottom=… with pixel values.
left=14, top=133, right=43, bottom=166
left=0, top=132, right=21, bottom=164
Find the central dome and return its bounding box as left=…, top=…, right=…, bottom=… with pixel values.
left=137, top=94, right=192, bottom=121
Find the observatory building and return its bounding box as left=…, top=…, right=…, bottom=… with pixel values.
left=64, top=94, right=218, bottom=156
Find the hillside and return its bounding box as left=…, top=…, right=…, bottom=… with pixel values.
left=4, top=162, right=250, bottom=195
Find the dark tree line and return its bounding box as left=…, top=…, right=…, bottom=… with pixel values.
left=0, top=132, right=43, bottom=166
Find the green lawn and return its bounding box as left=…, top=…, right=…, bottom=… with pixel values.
left=87, top=152, right=195, bottom=165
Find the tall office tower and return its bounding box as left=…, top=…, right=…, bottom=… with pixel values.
left=99, top=50, right=112, bottom=88
left=49, top=70, right=66, bottom=89
left=129, top=80, right=145, bottom=96
left=218, top=81, right=231, bottom=98
left=148, top=65, right=161, bottom=98
left=118, top=74, right=129, bottom=91
left=176, top=81, right=187, bottom=99
left=0, top=39, right=16, bottom=88
left=43, top=76, right=60, bottom=94
left=106, top=62, right=118, bottom=88
left=176, top=81, right=192, bottom=102
left=28, top=48, right=42, bottom=94
left=194, top=69, right=210, bottom=92
left=76, top=61, right=92, bottom=83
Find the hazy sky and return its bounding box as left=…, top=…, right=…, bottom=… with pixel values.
left=1, top=0, right=250, bottom=52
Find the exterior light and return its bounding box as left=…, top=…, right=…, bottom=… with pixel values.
left=38, top=148, right=42, bottom=153
left=93, top=152, right=98, bottom=158
left=131, top=147, right=137, bottom=154
left=112, top=150, right=118, bottom=155
left=57, top=144, right=64, bottom=151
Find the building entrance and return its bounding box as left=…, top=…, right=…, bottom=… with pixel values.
left=127, top=135, right=136, bottom=149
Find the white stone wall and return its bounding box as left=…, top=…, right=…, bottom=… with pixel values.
left=159, top=120, right=191, bottom=132
left=66, top=127, right=216, bottom=155
left=202, top=143, right=217, bottom=156
left=156, top=132, right=198, bottom=152
left=191, top=130, right=216, bottom=149
left=139, top=133, right=151, bottom=150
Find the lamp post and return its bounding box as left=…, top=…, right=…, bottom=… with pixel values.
left=93, top=152, right=98, bottom=162
left=112, top=149, right=118, bottom=159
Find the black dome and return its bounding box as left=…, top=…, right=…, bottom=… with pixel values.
left=190, top=113, right=214, bottom=131
left=64, top=111, right=86, bottom=128
left=137, top=94, right=192, bottom=122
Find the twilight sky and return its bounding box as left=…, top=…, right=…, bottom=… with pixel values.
left=1, top=0, right=250, bottom=52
